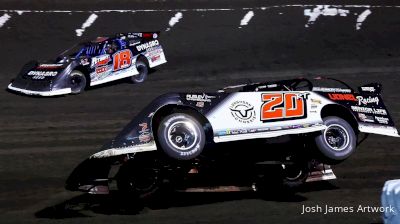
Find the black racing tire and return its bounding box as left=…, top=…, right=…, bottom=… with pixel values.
left=281, top=162, right=309, bottom=189
left=131, top=60, right=148, bottom=83
left=116, top=161, right=162, bottom=200
left=69, top=70, right=87, bottom=94
left=157, top=113, right=205, bottom=160
left=314, top=116, right=357, bottom=164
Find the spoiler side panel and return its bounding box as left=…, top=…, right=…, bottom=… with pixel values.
left=316, top=87, right=399, bottom=137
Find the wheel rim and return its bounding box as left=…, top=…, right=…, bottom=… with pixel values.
left=284, top=165, right=304, bottom=181
left=323, top=124, right=350, bottom=151
left=70, top=75, right=83, bottom=91
left=167, top=121, right=198, bottom=151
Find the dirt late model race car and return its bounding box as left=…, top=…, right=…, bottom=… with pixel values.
left=7, top=32, right=166, bottom=96
left=66, top=78, right=399, bottom=197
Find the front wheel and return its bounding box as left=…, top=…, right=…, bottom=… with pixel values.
left=69, top=70, right=86, bottom=94
left=314, top=116, right=357, bottom=164
left=131, top=60, right=148, bottom=83
left=157, top=113, right=205, bottom=160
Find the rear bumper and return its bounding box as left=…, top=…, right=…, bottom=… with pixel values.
left=7, top=83, right=71, bottom=96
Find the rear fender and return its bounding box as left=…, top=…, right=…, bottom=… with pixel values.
left=319, top=86, right=399, bottom=137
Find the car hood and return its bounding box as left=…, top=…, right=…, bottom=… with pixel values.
left=20, top=61, right=70, bottom=81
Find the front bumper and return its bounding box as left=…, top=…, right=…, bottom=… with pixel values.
left=7, top=83, right=71, bottom=96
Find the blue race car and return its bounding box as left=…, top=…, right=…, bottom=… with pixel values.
left=7, top=32, right=166, bottom=96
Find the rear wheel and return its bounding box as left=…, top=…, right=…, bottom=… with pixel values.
left=132, top=60, right=148, bottom=83
left=314, top=116, right=357, bottom=164
left=281, top=161, right=309, bottom=188
left=157, top=113, right=205, bottom=160
left=69, top=70, right=86, bottom=94
left=116, top=161, right=162, bottom=199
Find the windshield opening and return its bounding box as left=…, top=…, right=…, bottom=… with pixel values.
left=58, top=43, right=86, bottom=59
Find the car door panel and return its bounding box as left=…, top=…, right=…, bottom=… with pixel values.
left=206, top=91, right=327, bottom=142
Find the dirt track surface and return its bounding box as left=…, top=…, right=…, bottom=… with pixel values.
left=1, top=1, right=400, bottom=223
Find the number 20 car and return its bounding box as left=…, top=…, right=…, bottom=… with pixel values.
left=66, top=78, right=399, bottom=196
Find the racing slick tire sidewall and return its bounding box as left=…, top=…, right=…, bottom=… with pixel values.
left=281, top=161, right=309, bottom=189
left=132, top=60, right=148, bottom=83
left=116, top=160, right=163, bottom=200
left=157, top=113, right=205, bottom=160
left=314, top=116, right=357, bottom=164
left=69, top=70, right=86, bottom=94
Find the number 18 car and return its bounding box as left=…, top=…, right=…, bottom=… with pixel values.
left=7, top=32, right=166, bottom=96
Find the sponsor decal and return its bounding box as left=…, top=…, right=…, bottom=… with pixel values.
left=257, top=127, right=270, bottom=132
left=37, top=64, right=64, bottom=69
left=361, top=86, right=376, bottom=92
left=254, top=84, right=278, bottom=91
left=231, top=130, right=239, bottom=135
left=138, top=123, right=151, bottom=143
left=129, top=41, right=140, bottom=46
left=136, top=40, right=159, bottom=51
left=311, top=98, right=322, bottom=104
left=261, top=93, right=307, bottom=121
left=151, top=55, right=161, bottom=62
left=313, top=87, right=352, bottom=93
left=27, top=70, right=57, bottom=79
left=375, top=116, right=389, bottom=124
left=230, top=101, right=256, bottom=123
left=95, top=66, right=111, bottom=75
left=356, top=96, right=379, bottom=106
left=196, top=102, right=205, bottom=108
left=328, top=93, right=357, bottom=101
left=128, top=34, right=140, bottom=38
left=91, top=54, right=111, bottom=68
left=267, top=84, right=278, bottom=88
left=186, top=94, right=216, bottom=102
left=291, top=125, right=303, bottom=129
left=351, top=106, right=387, bottom=115
left=238, top=129, right=248, bottom=134
left=147, top=48, right=163, bottom=57
left=358, top=113, right=374, bottom=123
left=217, top=131, right=226, bottom=136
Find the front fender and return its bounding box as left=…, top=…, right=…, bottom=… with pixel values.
left=51, top=61, right=80, bottom=90
left=90, top=93, right=187, bottom=159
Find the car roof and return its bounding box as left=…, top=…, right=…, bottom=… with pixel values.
left=91, top=36, right=110, bottom=43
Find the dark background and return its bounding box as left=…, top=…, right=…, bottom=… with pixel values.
left=0, top=1, right=400, bottom=223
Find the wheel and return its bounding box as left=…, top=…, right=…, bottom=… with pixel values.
left=281, top=161, right=309, bottom=189
left=157, top=113, right=205, bottom=160
left=314, top=116, right=357, bottom=164
left=69, top=70, right=86, bottom=94
left=131, top=59, right=148, bottom=83
left=116, top=161, right=162, bottom=199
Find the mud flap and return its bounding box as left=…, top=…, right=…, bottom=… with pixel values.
left=306, top=164, right=336, bottom=182
left=65, top=158, right=112, bottom=193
